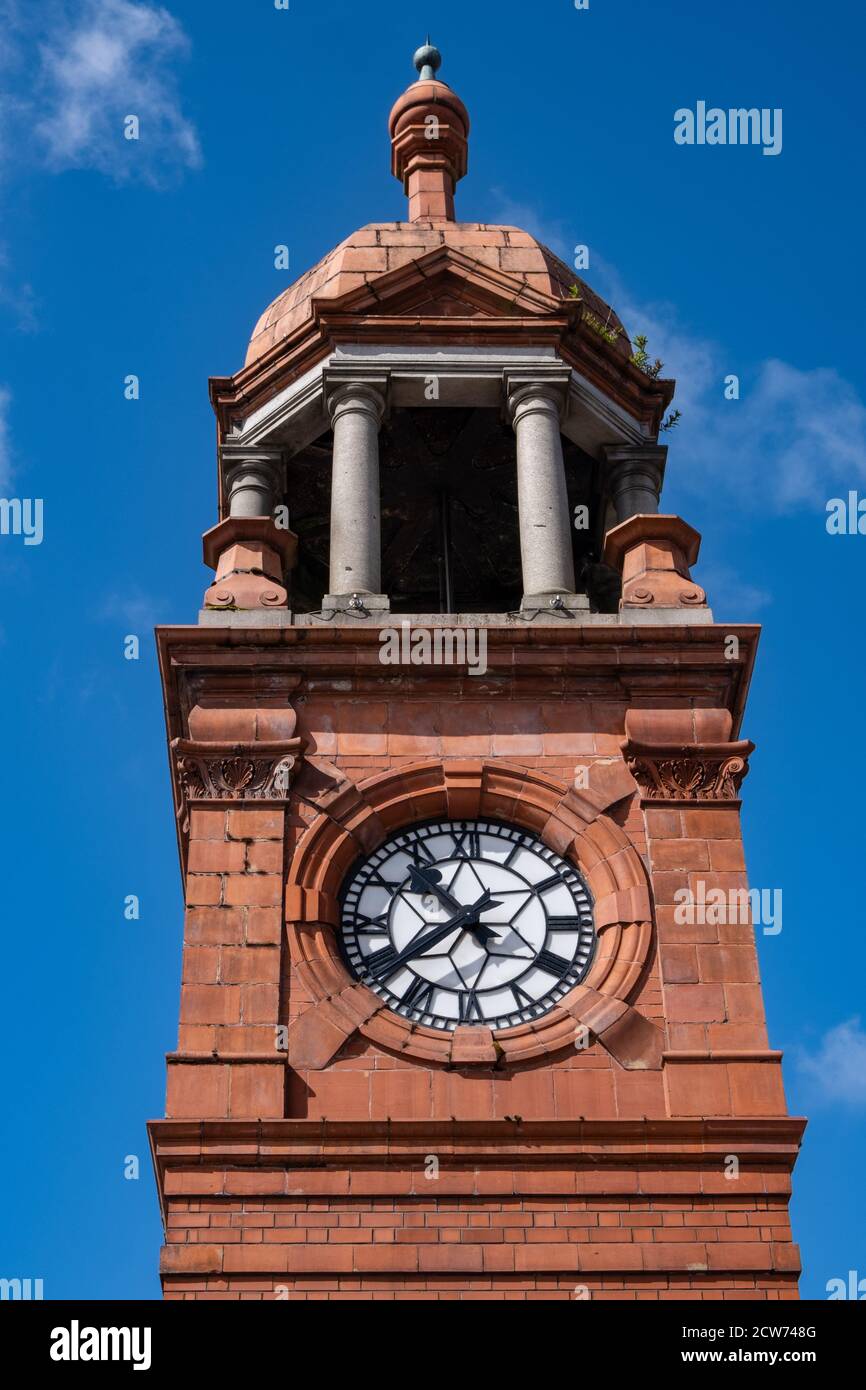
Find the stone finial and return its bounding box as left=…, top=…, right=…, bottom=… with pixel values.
left=389, top=43, right=470, bottom=223
left=413, top=38, right=442, bottom=81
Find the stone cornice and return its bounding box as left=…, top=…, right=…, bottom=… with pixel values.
left=148, top=1115, right=806, bottom=1181
left=208, top=247, right=674, bottom=442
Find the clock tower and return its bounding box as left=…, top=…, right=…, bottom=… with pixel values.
left=149, top=44, right=804, bottom=1301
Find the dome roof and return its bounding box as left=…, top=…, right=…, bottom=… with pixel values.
left=245, top=221, right=625, bottom=367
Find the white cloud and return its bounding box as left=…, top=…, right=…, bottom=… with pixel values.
left=693, top=564, right=772, bottom=619
left=98, top=588, right=161, bottom=628
left=488, top=190, right=571, bottom=261
left=483, top=197, right=866, bottom=515
left=2, top=0, right=200, bottom=185
left=795, top=1018, right=866, bottom=1107
left=591, top=255, right=866, bottom=513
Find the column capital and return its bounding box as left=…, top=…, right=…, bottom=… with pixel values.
left=603, top=443, right=667, bottom=522
left=504, top=369, right=571, bottom=425
left=323, top=369, right=390, bottom=425
left=219, top=446, right=285, bottom=521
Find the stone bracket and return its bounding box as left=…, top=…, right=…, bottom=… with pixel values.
left=172, top=737, right=305, bottom=836
left=624, top=739, right=754, bottom=803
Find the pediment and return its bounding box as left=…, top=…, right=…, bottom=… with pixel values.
left=311, top=245, right=572, bottom=324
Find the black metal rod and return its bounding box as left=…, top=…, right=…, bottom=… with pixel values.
left=439, top=490, right=454, bottom=613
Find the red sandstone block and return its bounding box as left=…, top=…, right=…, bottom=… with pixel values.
left=177, top=1024, right=216, bottom=1052
left=247, top=842, right=284, bottom=873
left=418, top=1245, right=483, bottom=1274
left=697, top=946, right=759, bottom=984
left=188, top=841, right=246, bottom=873
left=370, top=1070, right=433, bottom=1120
left=728, top=1062, right=787, bottom=1116
left=706, top=1243, right=773, bottom=1271
left=724, top=985, right=767, bottom=1023
left=224, top=875, right=282, bottom=907
left=306, top=1072, right=372, bottom=1122
left=182, top=947, right=220, bottom=984
left=241, top=983, right=279, bottom=1024
left=771, top=1243, right=801, bottom=1273
left=228, top=1063, right=285, bottom=1119
left=166, top=1064, right=229, bottom=1118
left=245, top=907, right=282, bottom=945
left=353, top=1246, right=418, bottom=1274
left=707, top=1022, right=769, bottom=1050
left=666, top=1063, right=732, bottom=1117
left=189, top=809, right=227, bottom=841
left=227, top=810, right=283, bottom=840
left=660, top=946, right=699, bottom=983
left=187, top=875, right=223, bottom=906
left=552, top=1069, right=616, bottom=1120
left=679, top=808, right=742, bottom=839
left=181, top=983, right=241, bottom=1025
left=613, top=1069, right=667, bottom=1120
left=708, top=840, right=747, bottom=871
left=641, top=1243, right=709, bottom=1272
left=220, top=946, right=280, bottom=984
left=652, top=840, right=711, bottom=871
left=644, top=809, right=682, bottom=839
left=666, top=984, right=726, bottom=1023
left=185, top=906, right=245, bottom=946
left=160, top=1244, right=221, bottom=1274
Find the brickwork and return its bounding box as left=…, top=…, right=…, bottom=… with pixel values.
left=150, top=626, right=803, bottom=1300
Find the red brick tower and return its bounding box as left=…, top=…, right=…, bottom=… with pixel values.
left=150, top=45, right=804, bottom=1302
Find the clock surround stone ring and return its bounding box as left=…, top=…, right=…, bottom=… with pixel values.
left=285, top=758, right=655, bottom=1068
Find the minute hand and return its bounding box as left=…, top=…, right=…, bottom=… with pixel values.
left=372, top=891, right=501, bottom=977
left=407, top=864, right=500, bottom=947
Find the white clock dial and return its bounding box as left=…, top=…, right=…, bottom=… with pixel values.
left=339, top=820, right=595, bottom=1031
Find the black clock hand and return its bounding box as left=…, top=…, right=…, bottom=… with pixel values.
left=369, top=889, right=502, bottom=979
left=406, top=864, right=463, bottom=913
left=406, top=865, right=500, bottom=947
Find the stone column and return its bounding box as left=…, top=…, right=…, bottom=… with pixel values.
left=604, top=445, right=667, bottom=523
left=222, top=449, right=284, bottom=519
left=325, top=379, right=389, bottom=613
left=508, top=382, right=581, bottom=610
left=203, top=446, right=294, bottom=613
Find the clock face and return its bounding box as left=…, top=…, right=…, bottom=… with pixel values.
left=339, top=820, right=595, bottom=1031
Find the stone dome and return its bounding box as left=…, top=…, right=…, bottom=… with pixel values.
left=245, top=221, right=625, bottom=367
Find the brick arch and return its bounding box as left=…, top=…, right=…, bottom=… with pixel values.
left=285, top=759, right=661, bottom=1069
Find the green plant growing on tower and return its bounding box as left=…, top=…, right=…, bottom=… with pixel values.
left=630, top=333, right=664, bottom=379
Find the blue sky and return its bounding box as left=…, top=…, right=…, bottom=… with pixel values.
left=0, top=0, right=864, bottom=1300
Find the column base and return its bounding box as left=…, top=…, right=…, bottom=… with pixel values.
left=520, top=592, right=589, bottom=614
left=324, top=592, right=391, bottom=616
left=203, top=518, right=297, bottom=611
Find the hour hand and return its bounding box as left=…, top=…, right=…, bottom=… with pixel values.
left=407, top=864, right=462, bottom=913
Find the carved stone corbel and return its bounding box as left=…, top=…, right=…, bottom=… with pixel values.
left=623, top=742, right=753, bottom=802
left=172, top=737, right=305, bottom=833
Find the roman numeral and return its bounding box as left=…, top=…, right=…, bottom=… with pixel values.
left=356, top=910, right=390, bottom=935
left=535, top=949, right=571, bottom=978
left=365, top=869, right=397, bottom=890
left=534, top=873, right=563, bottom=893
left=366, top=944, right=401, bottom=981
left=547, top=916, right=581, bottom=931
left=402, top=977, right=435, bottom=1013
left=458, top=990, right=483, bottom=1023
left=407, top=838, right=435, bottom=864
left=512, top=984, right=534, bottom=1011
left=452, top=829, right=480, bottom=859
